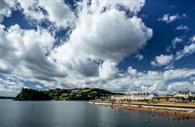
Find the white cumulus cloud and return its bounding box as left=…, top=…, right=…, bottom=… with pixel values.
left=176, top=25, right=189, bottom=31
left=176, top=43, right=195, bottom=60
left=0, top=0, right=16, bottom=23
left=151, top=54, right=173, bottom=67
left=0, top=0, right=154, bottom=95
left=159, top=13, right=186, bottom=24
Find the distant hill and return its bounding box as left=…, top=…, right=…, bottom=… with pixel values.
left=15, top=88, right=117, bottom=101
left=0, top=96, right=15, bottom=99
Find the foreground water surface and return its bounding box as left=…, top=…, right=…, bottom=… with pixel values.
left=0, top=99, right=195, bottom=127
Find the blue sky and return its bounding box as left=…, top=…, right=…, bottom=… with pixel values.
left=0, top=0, right=195, bottom=96
left=118, top=0, right=195, bottom=71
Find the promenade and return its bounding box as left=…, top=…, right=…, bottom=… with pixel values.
left=89, top=101, right=195, bottom=119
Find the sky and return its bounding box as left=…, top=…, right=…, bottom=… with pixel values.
left=0, top=0, right=195, bottom=96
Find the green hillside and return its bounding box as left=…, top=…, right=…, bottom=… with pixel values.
left=15, top=88, right=115, bottom=101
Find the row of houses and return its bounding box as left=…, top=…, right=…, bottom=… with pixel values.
left=111, top=92, right=154, bottom=102
left=110, top=91, right=195, bottom=102
left=154, top=91, right=195, bottom=102
left=175, top=90, right=195, bottom=99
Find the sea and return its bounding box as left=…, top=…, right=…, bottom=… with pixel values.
left=0, top=99, right=195, bottom=127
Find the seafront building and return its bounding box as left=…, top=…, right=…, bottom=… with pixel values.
left=130, top=92, right=154, bottom=101
left=153, top=96, right=184, bottom=102
left=110, top=90, right=195, bottom=102
left=111, top=95, right=128, bottom=102
left=111, top=92, right=154, bottom=102
left=154, top=91, right=195, bottom=102
left=174, top=91, right=195, bottom=99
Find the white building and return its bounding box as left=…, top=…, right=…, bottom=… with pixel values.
left=174, top=91, right=191, bottom=99
left=111, top=95, right=128, bottom=102
left=130, top=92, right=154, bottom=101
left=111, top=92, right=154, bottom=101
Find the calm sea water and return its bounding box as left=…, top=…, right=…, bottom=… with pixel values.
left=0, top=99, right=195, bottom=127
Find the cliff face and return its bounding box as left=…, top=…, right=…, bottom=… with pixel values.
left=15, top=88, right=115, bottom=101
left=15, top=88, right=52, bottom=100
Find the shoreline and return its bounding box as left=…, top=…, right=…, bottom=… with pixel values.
left=89, top=101, right=195, bottom=120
